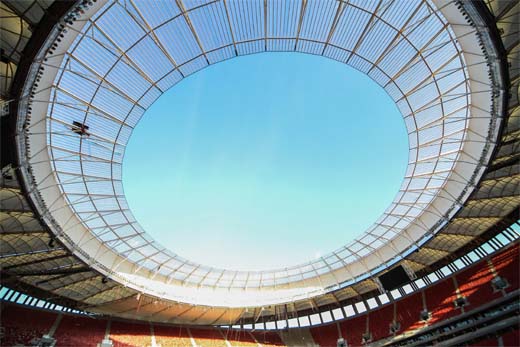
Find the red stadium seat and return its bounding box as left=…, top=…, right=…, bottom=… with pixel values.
left=223, top=329, right=258, bottom=346
left=469, top=336, right=499, bottom=347
left=368, top=304, right=394, bottom=341
left=502, top=329, right=520, bottom=347
left=251, top=331, right=286, bottom=346
left=396, top=291, right=425, bottom=332
left=54, top=314, right=107, bottom=347
left=456, top=260, right=496, bottom=310
left=310, top=323, right=340, bottom=347
left=190, top=328, right=227, bottom=347
left=425, top=278, right=459, bottom=323
left=0, top=303, right=56, bottom=346
left=153, top=325, right=193, bottom=347
left=340, top=315, right=366, bottom=347
left=110, top=320, right=151, bottom=347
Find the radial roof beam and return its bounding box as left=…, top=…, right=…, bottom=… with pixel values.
left=125, top=0, right=185, bottom=78
left=2, top=253, right=71, bottom=270
left=222, top=0, right=238, bottom=56
left=9, top=266, right=91, bottom=277
left=175, top=0, right=210, bottom=64
left=293, top=0, right=307, bottom=51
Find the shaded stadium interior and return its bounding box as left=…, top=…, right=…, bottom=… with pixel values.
left=0, top=0, right=519, bottom=346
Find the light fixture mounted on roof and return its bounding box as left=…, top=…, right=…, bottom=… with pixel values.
left=71, top=121, right=90, bottom=137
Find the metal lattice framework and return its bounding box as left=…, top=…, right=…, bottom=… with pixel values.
left=13, top=0, right=506, bottom=308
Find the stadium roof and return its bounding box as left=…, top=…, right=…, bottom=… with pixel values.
left=1, top=0, right=518, bottom=325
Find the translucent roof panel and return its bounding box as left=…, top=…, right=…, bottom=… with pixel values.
left=21, top=0, right=501, bottom=306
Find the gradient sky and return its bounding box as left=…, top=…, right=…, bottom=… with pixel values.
left=123, top=52, right=408, bottom=271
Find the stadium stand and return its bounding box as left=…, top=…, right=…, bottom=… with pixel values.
left=340, top=315, right=366, bottom=347
left=0, top=302, right=55, bottom=346
left=153, top=325, right=194, bottom=347
left=289, top=243, right=519, bottom=346
left=456, top=260, right=497, bottom=309
left=368, top=303, right=394, bottom=341
left=309, top=322, right=339, bottom=347
left=110, top=320, right=152, bottom=347
left=190, top=328, right=227, bottom=347
left=384, top=292, right=519, bottom=347
left=54, top=313, right=107, bottom=347
left=251, top=331, right=286, bottom=346
left=223, top=329, right=259, bottom=347
left=0, top=244, right=518, bottom=346
left=425, top=277, right=459, bottom=323
left=395, top=291, right=425, bottom=332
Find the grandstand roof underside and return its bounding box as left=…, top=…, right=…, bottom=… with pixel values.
left=1, top=0, right=518, bottom=326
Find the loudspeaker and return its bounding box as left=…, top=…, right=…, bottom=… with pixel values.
left=389, top=321, right=401, bottom=333
left=491, top=276, right=508, bottom=290
left=454, top=297, right=468, bottom=308
left=420, top=309, right=430, bottom=321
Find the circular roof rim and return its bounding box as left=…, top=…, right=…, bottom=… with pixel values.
left=16, top=0, right=504, bottom=307
left=49, top=0, right=469, bottom=278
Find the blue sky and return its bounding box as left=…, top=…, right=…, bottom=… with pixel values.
left=123, top=53, right=408, bottom=271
